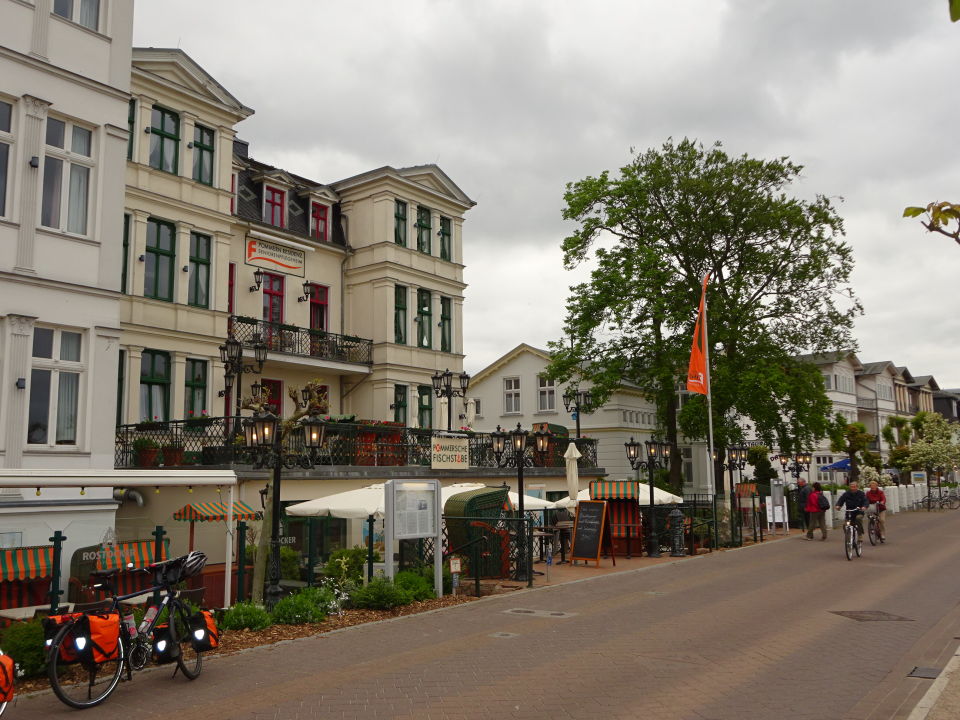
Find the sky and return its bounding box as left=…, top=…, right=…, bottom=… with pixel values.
left=134, top=0, right=960, bottom=386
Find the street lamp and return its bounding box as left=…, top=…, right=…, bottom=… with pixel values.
left=431, top=368, right=470, bottom=432
left=713, top=445, right=748, bottom=544
left=562, top=387, right=594, bottom=438
left=242, top=405, right=324, bottom=609
left=491, top=423, right=551, bottom=580
left=219, top=331, right=268, bottom=435
left=625, top=437, right=671, bottom=558
left=776, top=452, right=812, bottom=481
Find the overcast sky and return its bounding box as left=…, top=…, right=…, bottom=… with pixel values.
left=134, top=1, right=960, bottom=386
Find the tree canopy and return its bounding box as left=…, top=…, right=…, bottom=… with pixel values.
left=546, top=138, right=861, bottom=488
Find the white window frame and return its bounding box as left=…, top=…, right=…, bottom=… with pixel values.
left=537, top=376, right=555, bottom=412
left=473, top=398, right=482, bottom=418
left=52, top=0, right=100, bottom=32
left=0, top=97, right=12, bottom=220
left=503, top=377, right=521, bottom=414
left=40, top=116, right=95, bottom=237
left=27, top=327, right=85, bottom=449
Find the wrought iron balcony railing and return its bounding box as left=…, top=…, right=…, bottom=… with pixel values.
left=230, top=316, right=373, bottom=365
left=115, top=416, right=600, bottom=471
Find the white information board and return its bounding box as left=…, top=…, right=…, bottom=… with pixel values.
left=383, top=479, right=443, bottom=598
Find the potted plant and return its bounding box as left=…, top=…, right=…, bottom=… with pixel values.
left=185, top=410, right=213, bottom=431
left=132, top=437, right=159, bottom=467
left=161, top=437, right=185, bottom=466
left=135, top=416, right=166, bottom=431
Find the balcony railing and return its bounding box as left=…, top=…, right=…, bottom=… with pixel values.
left=856, top=397, right=877, bottom=410
left=116, top=417, right=600, bottom=471
left=230, top=316, right=373, bottom=365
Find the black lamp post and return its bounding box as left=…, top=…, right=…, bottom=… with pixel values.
left=777, top=451, right=812, bottom=481
left=242, top=406, right=325, bottom=609
left=219, top=332, right=267, bottom=433
left=431, top=368, right=470, bottom=432
left=713, top=445, right=748, bottom=544
left=562, top=387, right=593, bottom=439
left=624, top=437, right=671, bottom=558
left=491, top=423, right=550, bottom=580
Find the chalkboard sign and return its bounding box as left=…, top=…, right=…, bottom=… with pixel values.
left=571, top=500, right=614, bottom=567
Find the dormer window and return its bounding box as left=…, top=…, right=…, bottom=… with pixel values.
left=264, top=185, right=285, bottom=228
left=311, top=203, right=328, bottom=242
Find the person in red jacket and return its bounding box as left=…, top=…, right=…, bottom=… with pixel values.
left=866, top=479, right=887, bottom=541
left=805, top=481, right=828, bottom=540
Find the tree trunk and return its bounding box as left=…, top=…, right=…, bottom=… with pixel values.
left=251, top=485, right=271, bottom=604
left=664, top=392, right=683, bottom=491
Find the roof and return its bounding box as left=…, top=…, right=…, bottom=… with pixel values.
left=896, top=367, right=915, bottom=383
left=857, top=361, right=898, bottom=377
left=910, top=375, right=941, bottom=391
left=330, top=164, right=475, bottom=210
left=470, top=343, right=552, bottom=385
left=795, top=350, right=862, bottom=371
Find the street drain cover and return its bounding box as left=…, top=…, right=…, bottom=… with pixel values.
left=830, top=610, right=913, bottom=622
left=908, top=667, right=941, bottom=679
left=490, top=632, right=518, bottom=639
left=503, top=608, right=577, bottom=618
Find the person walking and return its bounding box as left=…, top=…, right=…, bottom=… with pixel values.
left=805, top=481, right=828, bottom=540
left=866, top=479, right=887, bottom=542
left=797, top=478, right=812, bottom=532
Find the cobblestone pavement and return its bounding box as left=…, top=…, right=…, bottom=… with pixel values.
left=12, top=508, right=960, bottom=720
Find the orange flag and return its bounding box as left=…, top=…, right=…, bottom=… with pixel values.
left=686, top=274, right=710, bottom=395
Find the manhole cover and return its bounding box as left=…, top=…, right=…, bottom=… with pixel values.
left=908, top=667, right=941, bottom=679
left=831, top=611, right=913, bottom=622
left=503, top=608, right=577, bottom=619
left=490, top=632, right=518, bottom=639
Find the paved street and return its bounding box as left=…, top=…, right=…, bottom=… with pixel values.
left=13, top=508, right=960, bottom=720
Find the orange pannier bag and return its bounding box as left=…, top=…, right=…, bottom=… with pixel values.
left=189, top=610, right=218, bottom=651
left=0, top=653, right=13, bottom=702
left=84, top=611, right=121, bottom=664
left=43, top=612, right=84, bottom=663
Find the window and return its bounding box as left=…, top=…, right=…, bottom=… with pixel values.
left=311, top=203, right=328, bottom=242
left=116, top=349, right=125, bottom=427
left=187, top=232, right=210, bottom=308
left=440, top=296, right=452, bottom=352
left=121, top=214, right=130, bottom=293
left=440, top=216, right=452, bottom=261
left=309, top=284, right=328, bottom=331
left=473, top=398, right=482, bottom=417
left=394, top=285, right=407, bottom=344
left=229, top=173, right=236, bottom=215
left=192, top=124, right=214, bottom=185
left=260, top=379, right=283, bottom=416
left=538, top=376, right=555, bottom=412
left=126, top=98, right=135, bottom=160
left=0, top=100, right=9, bottom=218
left=504, top=377, right=521, bottom=414
left=418, top=386, right=433, bottom=429
left=149, top=107, right=179, bottom=174
left=877, top=382, right=894, bottom=401
left=416, top=206, right=431, bottom=254
left=264, top=186, right=285, bottom=228
left=28, top=327, right=83, bottom=445
left=262, top=273, right=284, bottom=323
left=394, top=200, right=407, bottom=246
left=184, top=359, right=207, bottom=417
left=393, top=385, right=407, bottom=425
left=41, top=118, right=93, bottom=234
left=144, top=218, right=175, bottom=301
left=416, top=289, right=432, bottom=348
left=53, top=0, right=99, bottom=31
left=139, top=350, right=170, bottom=422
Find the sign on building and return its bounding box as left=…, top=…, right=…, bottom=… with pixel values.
left=245, top=238, right=305, bottom=277
left=431, top=435, right=470, bottom=470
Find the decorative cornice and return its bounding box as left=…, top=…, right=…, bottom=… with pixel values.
left=22, top=94, right=50, bottom=119
left=7, top=314, right=37, bottom=336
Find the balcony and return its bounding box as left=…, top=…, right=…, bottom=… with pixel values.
left=230, top=316, right=372, bottom=366
left=116, top=417, right=600, bottom=471
left=856, top=397, right=877, bottom=410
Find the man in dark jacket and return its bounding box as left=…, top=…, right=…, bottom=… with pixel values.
left=797, top=478, right=812, bottom=531
left=835, top=480, right=869, bottom=537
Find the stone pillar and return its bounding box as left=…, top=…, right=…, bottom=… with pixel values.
left=16, top=95, right=50, bottom=274
left=175, top=221, right=194, bottom=305
left=170, top=352, right=187, bottom=421
left=129, top=210, right=149, bottom=300
left=4, top=315, right=37, bottom=467
left=180, top=112, right=196, bottom=181
left=30, top=0, right=51, bottom=59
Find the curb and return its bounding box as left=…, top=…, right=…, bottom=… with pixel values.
left=907, top=648, right=960, bottom=720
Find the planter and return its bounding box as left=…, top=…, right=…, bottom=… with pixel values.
left=185, top=418, right=213, bottom=431
left=136, top=448, right=160, bottom=467
left=162, top=447, right=185, bottom=466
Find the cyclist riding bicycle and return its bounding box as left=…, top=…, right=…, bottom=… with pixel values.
left=866, top=479, right=887, bottom=542
left=835, top=479, right=869, bottom=537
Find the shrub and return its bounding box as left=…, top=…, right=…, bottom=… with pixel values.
left=416, top=562, right=452, bottom=595
left=280, top=546, right=301, bottom=580
left=271, top=592, right=326, bottom=625
left=2, top=619, right=45, bottom=677
left=220, top=601, right=272, bottom=631
left=322, top=546, right=380, bottom=585
left=297, top=585, right=338, bottom=614
left=349, top=578, right=412, bottom=610
left=395, top=570, right=435, bottom=601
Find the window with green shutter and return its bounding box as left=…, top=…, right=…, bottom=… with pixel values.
left=184, top=359, right=207, bottom=417
left=139, top=350, right=170, bottom=422
left=417, top=289, right=432, bottom=349
left=440, top=297, right=452, bottom=352
left=145, top=218, right=175, bottom=301
left=416, top=206, right=431, bottom=254
left=188, top=232, right=210, bottom=308
left=394, top=200, right=407, bottom=246
left=440, top=216, right=451, bottom=261
left=394, top=285, right=407, bottom=345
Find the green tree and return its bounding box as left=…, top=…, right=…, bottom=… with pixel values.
left=907, top=412, right=960, bottom=474
left=747, top=445, right=779, bottom=496
left=546, top=139, right=860, bottom=490
left=827, top=414, right=874, bottom=484
left=952, top=0, right=960, bottom=22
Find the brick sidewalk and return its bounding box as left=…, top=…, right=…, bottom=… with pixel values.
left=11, top=509, right=960, bottom=719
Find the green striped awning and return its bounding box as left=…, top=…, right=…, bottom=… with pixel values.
left=0, top=545, right=54, bottom=581
left=97, top=540, right=167, bottom=571
left=173, top=501, right=259, bottom=523
left=590, top=480, right=639, bottom=500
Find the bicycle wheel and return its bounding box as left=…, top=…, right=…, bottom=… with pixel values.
left=172, top=602, right=202, bottom=680
left=48, top=620, right=124, bottom=709
left=855, top=529, right=863, bottom=557
left=868, top=518, right=878, bottom=546
left=844, top=526, right=853, bottom=561
left=948, top=497, right=960, bottom=510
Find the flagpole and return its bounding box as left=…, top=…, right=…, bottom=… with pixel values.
left=702, top=281, right=717, bottom=504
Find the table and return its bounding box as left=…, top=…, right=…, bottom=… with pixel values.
left=538, top=523, right=573, bottom=564
left=0, top=603, right=73, bottom=621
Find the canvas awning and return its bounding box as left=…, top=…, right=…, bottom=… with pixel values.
left=173, top=501, right=259, bottom=523
left=97, top=540, right=167, bottom=571
left=0, top=545, right=54, bottom=582
left=590, top=480, right=640, bottom=500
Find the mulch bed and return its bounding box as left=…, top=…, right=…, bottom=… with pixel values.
left=15, top=594, right=478, bottom=696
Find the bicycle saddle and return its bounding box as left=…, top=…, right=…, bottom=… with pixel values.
left=89, top=568, right=119, bottom=579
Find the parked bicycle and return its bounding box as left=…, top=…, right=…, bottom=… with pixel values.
left=843, top=509, right=863, bottom=561
left=44, top=551, right=215, bottom=710
left=914, top=491, right=960, bottom=510
left=0, top=648, right=13, bottom=715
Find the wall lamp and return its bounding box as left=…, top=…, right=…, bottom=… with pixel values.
left=249, top=267, right=264, bottom=292
left=297, top=280, right=315, bottom=303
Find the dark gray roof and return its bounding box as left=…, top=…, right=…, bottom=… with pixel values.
left=857, top=361, right=897, bottom=376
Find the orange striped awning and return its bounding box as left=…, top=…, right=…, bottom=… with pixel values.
left=0, top=545, right=54, bottom=581
left=173, top=501, right=259, bottom=523
left=97, top=540, right=167, bottom=571
left=590, top=480, right=640, bottom=500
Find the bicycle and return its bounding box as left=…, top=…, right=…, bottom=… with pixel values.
left=913, top=492, right=960, bottom=510
left=842, top=508, right=864, bottom=561
left=0, top=648, right=12, bottom=716
left=45, top=551, right=209, bottom=709
left=866, top=506, right=885, bottom=546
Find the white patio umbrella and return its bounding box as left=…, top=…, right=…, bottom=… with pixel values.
left=285, top=484, right=386, bottom=519
left=464, top=398, right=477, bottom=428
left=563, top=442, right=582, bottom=509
